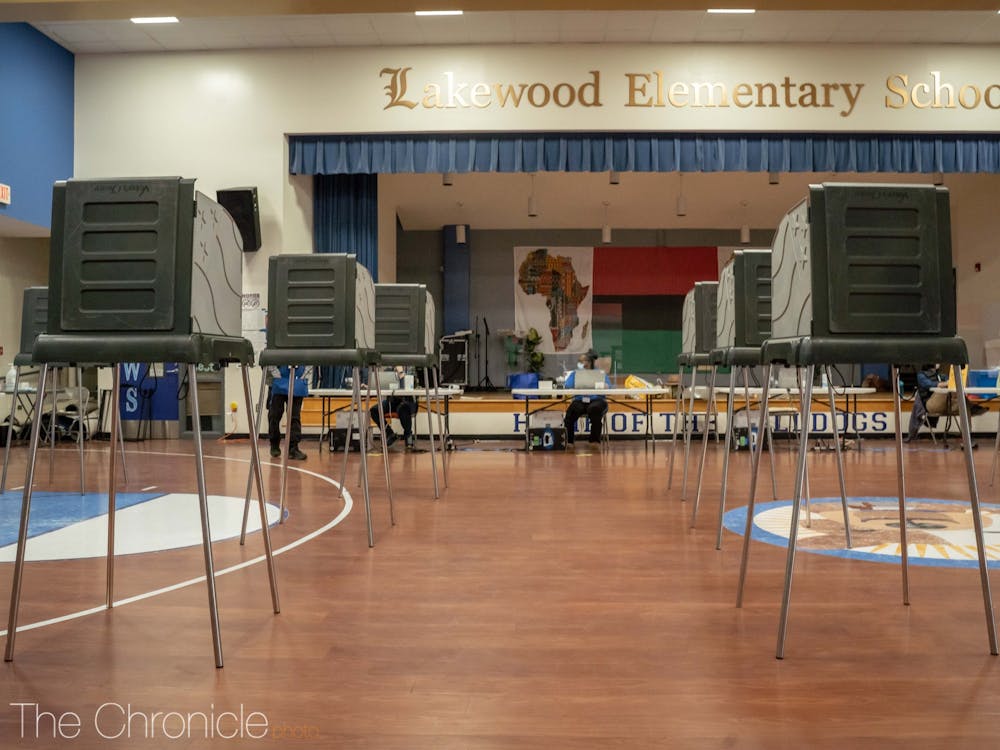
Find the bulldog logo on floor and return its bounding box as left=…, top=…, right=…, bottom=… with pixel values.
left=724, top=497, right=1000, bottom=568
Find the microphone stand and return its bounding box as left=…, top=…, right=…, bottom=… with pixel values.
left=478, top=316, right=496, bottom=391
left=473, top=316, right=481, bottom=391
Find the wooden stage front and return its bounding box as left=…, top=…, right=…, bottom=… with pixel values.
left=298, top=390, right=1000, bottom=440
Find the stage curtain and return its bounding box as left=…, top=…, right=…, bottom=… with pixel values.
left=291, top=133, right=1000, bottom=175
left=313, top=173, right=378, bottom=388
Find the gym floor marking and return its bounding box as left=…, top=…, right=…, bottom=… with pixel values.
left=724, top=496, right=1000, bottom=568
left=0, top=452, right=352, bottom=637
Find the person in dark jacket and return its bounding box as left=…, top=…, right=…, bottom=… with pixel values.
left=563, top=351, right=610, bottom=447
left=268, top=365, right=311, bottom=460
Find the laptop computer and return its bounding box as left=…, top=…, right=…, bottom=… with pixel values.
left=574, top=369, right=606, bottom=388
left=369, top=370, right=400, bottom=390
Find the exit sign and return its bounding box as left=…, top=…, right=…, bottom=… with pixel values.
left=0, top=184, right=9, bottom=205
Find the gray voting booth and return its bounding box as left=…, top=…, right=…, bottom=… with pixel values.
left=717, top=250, right=772, bottom=352
left=669, top=280, right=718, bottom=500
left=266, top=253, right=376, bottom=352
left=688, top=250, right=783, bottom=543
left=6, top=177, right=279, bottom=668
left=374, top=283, right=448, bottom=497
left=737, top=183, right=996, bottom=659
left=2, top=288, right=50, bottom=493
left=0, top=287, right=112, bottom=497
left=681, top=281, right=719, bottom=357
left=250, top=253, right=393, bottom=549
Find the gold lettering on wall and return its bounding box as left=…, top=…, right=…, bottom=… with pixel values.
left=884, top=70, right=1000, bottom=111
left=619, top=73, right=862, bottom=116
left=625, top=73, right=652, bottom=107
left=380, top=67, right=418, bottom=109
left=381, top=68, right=603, bottom=110
left=379, top=65, right=998, bottom=119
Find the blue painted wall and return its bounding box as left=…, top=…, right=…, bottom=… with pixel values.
left=0, top=23, right=73, bottom=229
left=443, top=224, right=470, bottom=334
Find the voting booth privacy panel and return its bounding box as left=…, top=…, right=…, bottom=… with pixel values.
left=717, top=250, right=772, bottom=350
left=267, top=253, right=376, bottom=352
left=47, top=178, right=243, bottom=341
left=681, top=281, right=719, bottom=354
left=374, top=283, right=437, bottom=358
left=17, top=288, right=48, bottom=364
left=771, top=183, right=955, bottom=342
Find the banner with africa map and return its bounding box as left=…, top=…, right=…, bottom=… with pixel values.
left=514, top=246, right=718, bottom=373
left=514, top=247, right=594, bottom=356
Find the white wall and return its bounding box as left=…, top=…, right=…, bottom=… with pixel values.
left=71, top=46, right=1000, bottom=433
left=0, top=237, right=49, bottom=415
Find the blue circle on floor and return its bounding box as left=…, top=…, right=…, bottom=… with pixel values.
left=723, top=496, right=1000, bottom=568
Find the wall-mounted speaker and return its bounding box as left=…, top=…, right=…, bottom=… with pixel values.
left=216, top=186, right=261, bottom=252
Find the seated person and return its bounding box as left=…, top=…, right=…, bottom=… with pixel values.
left=563, top=351, right=610, bottom=447
left=906, top=364, right=987, bottom=442
left=369, top=366, right=417, bottom=449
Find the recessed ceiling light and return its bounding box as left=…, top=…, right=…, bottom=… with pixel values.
left=131, top=16, right=179, bottom=24
left=707, top=8, right=756, bottom=14
left=415, top=10, right=463, bottom=16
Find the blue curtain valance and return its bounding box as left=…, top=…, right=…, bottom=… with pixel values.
left=290, top=132, right=1000, bottom=175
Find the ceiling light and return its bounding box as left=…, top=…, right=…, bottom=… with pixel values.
left=602, top=201, right=612, bottom=244
left=740, top=225, right=751, bottom=244
left=442, top=172, right=454, bottom=186
left=528, top=174, right=538, bottom=217
left=456, top=224, right=467, bottom=245
left=707, top=8, right=756, bottom=14
left=609, top=170, right=620, bottom=185
left=676, top=173, right=687, bottom=217
left=768, top=171, right=779, bottom=185
left=131, top=16, right=179, bottom=23
left=415, top=10, right=464, bottom=16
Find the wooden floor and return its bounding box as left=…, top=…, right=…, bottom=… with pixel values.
left=2, top=434, right=1000, bottom=748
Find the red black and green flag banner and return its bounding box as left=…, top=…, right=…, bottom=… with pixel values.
left=592, top=246, right=718, bottom=375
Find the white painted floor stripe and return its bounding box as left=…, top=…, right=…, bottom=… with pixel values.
left=0, top=494, right=281, bottom=562
left=0, top=451, right=353, bottom=638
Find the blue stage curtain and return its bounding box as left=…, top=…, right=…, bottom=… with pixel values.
left=314, top=173, right=378, bottom=274
left=291, top=133, right=1000, bottom=175
left=313, top=173, right=378, bottom=388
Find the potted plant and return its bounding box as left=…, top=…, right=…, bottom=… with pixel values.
left=524, top=327, right=544, bottom=374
